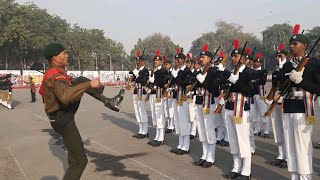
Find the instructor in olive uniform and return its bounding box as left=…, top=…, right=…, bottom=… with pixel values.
left=40, top=42, right=125, bottom=180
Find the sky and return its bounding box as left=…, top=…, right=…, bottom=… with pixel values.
left=16, top=0, right=320, bottom=53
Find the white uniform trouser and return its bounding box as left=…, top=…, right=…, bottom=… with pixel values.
left=271, top=104, right=286, bottom=160
left=133, top=94, right=148, bottom=135
left=196, top=104, right=216, bottom=163
left=253, top=95, right=269, bottom=134
left=189, top=96, right=197, bottom=136
left=214, top=97, right=228, bottom=142
left=282, top=113, right=313, bottom=178
left=175, top=100, right=191, bottom=151
left=164, top=98, right=175, bottom=130
left=153, top=97, right=165, bottom=141
left=149, top=94, right=157, bottom=126
left=249, top=102, right=256, bottom=154
left=224, top=108, right=251, bottom=176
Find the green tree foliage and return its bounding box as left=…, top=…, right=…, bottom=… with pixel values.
left=306, top=27, right=320, bottom=58
left=262, top=23, right=292, bottom=70
left=190, top=21, right=263, bottom=69
left=0, top=0, right=127, bottom=71
left=130, top=33, right=179, bottom=69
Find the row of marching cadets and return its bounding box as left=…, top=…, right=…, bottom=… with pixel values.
left=0, top=73, right=14, bottom=109
left=127, top=24, right=320, bottom=180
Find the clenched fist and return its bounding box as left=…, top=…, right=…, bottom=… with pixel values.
left=90, top=78, right=101, bottom=88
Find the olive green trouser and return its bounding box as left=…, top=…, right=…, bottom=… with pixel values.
left=50, top=111, right=88, bottom=180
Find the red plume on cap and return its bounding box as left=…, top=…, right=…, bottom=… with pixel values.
left=187, top=53, right=191, bottom=59
left=203, top=43, right=209, bottom=52
left=176, top=48, right=181, bottom=54
left=156, top=50, right=161, bottom=56
left=246, top=48, right=251, bottom=55
left=234, top=39, right=240, bottom=50
left=279, top=42, right=285, bottom=51
left=195, top=56, right=198, bottom=62
left=219, top=51, right=224, bottom=58
left=293, top=24, right=300, bottom=35
left=163, top=55, right=167, bottom=62
left=137, top=50, right=141, bottom=57
left=257, top=52, right=263, bottom=59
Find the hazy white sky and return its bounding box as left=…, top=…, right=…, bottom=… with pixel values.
left=16, top=0, right=320, bottom=53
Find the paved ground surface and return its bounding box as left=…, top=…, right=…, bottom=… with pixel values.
left=0, top=83, right=320, bottom=180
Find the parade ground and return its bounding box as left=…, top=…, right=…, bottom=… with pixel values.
left=0, top=84, right=319, bottom=180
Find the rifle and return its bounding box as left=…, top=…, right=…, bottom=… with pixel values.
left=184, top=46, right=221, bottom=96
left=145, top=61, right=156, bottom=102
left=164, top=61, right=179, bottom=97
left=215, top=42, right=248, bottom=113
left=264, top=36, right=320, bottom=117
left=127, top=49, right=145, bottom=90
left=221, top=43, right=234, bottom=66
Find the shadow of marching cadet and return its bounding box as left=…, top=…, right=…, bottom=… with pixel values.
left=42, top=128, right=68, bottom=173
left=85, top=149, right=150, bottom=180
left=102, top=112, right=292, bottom=180
left=101, top=112, right=232, bottom=176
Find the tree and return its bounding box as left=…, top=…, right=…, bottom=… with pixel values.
left=306, top=27, right=320, bottom=58
left=0, top=0, right=128, bottom=71
left=130, top=33, right=179, bottom=69
left=190, top=20, right=263, bottom=69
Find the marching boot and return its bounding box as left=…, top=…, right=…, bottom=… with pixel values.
left=102, top=89, right=125, bottom=112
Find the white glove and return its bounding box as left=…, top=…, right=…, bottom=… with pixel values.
left=293, top=91, right=304, bottom=97
left=216, top=63, right=225, bottom=71
left=277, top=96, right=283, bottom=103
left=278, top=58, right=286, bottom=69
left=196, top=73, right=207, bottom=83
left=264, top=99, right=273, bottom=105
left=171, top=69, right=179, bottom=78
left=228, top=73, right=239, bottom=84
left=219, top=98, right=225, bottom=105
left=133, top=69, right=139, bottom=77
left=149, top=76, right=155, bottom=83
left=289, top=68, right=304, bottom=84
left=9, top=92, right=12, bottom=95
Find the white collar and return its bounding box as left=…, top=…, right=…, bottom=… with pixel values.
left=157, top=66, right=161, bottom=70
left=180, top=65, right=186, bottom=70
left=191, top=69, right=194, bottom=73
left=139, top=66, right=144, bottom=71
left=238, top=64, right=246, bottom=73
left=255, top=67, right=261, bottom=71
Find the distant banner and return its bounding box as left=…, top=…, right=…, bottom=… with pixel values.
left=99, top=71, right=114, bottom=84
left=67, top=71, right=82, bottom=78
left=115, top=71, right=129, bottom=81
left=0, top=70, right=132, bottom=87
left=23, top=70, right=44, bottom=85
left=0, top=70, right=23, bottom=86
left=82, top=71, right=99, bottom=80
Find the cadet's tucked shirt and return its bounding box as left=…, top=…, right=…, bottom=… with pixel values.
left=43, top=67, right=91, bottom=113
left=253, top=67, right=267, bottom=95
left=280, top=58, right=320, bottom=113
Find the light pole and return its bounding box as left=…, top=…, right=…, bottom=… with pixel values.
left=108, top=54, right=113, bottom=71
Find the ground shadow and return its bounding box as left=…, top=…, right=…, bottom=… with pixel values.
left=86, top=149, right=150, bottom=180
left=42, top=128, right=68, bottom=172
left=102, top=112, right=289, bottom=179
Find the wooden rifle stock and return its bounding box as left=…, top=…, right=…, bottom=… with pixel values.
left=214, top=42, right=248, bottom=113
left=264, top=36, right=320, bottom=117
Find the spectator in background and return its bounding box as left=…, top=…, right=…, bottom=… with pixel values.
left=116, top=75, right=120, bottom=88
left=24, top=76, right=36, bottom=102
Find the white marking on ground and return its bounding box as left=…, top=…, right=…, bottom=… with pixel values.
left=83, top=136, right=175, bottom=180
left=7, top=146, right=28, bottom=180
left=24, top=110, right=175, bottom=180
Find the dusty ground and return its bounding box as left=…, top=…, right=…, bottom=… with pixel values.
left=0, top=84, right=319, bottom=180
